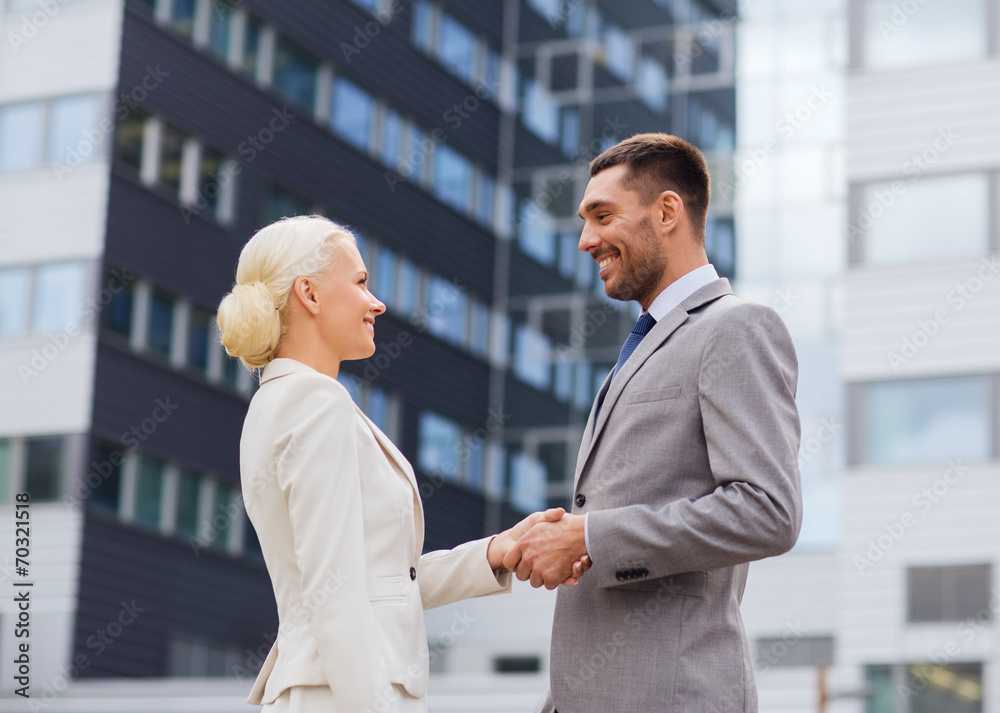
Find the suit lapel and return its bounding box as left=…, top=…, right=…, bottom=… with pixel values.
left=574, top=279, right=734, bottom=488
left=352, top=403, right=425, bottom=550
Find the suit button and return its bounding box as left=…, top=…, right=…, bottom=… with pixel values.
left=574, top=493, right=586, bottom=508
left=410, top=567, right=417, bottom=581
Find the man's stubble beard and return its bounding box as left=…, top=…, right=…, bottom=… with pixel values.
left=604, top=216, right=666, bottom=307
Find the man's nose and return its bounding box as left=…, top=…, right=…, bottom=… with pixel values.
left=578, top=225, right=600, bottom=253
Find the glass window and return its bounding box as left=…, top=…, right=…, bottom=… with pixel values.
left=558, top=230, right=578, bottom=280
left=470, top=301, right=490, bottom=357
left=706, top=218, right=735, bottom=278
left=274, top=37, right=318, bottom=112
left=518, top=201, right=557, bottom=265
left=637, top=56, right=668, bottom=112
left=863, top=0, right=986, bottom=69
left=148, top=289, right=175, bottom=357
left=417, top=411, right=462, bottom=481
left=863, top=665, right=894, bottom=713
left=573, top=359, right=593, bottom=411
left=466, top=433, right=484, bottom=491
left=32, top=262, right=86, bottom=334
left=159, top=122, right=187, bottom=195
left=908, top=663, right=982, bottom=713
left=514, top=324, right=552, bottom=389
left=475, top=172, right=495, bottom=226
left=103, top=269, right=134, bottom=338
left=168, top=0, right=196, bottom=37
left=208, top=482, right=235, bottom=550
left=438, top=13, right=477, bottom=83
left=188, top=307, right=212, bottom=371
left=264, top=185, right=311, bottom=223
left=908, top=565, right=992, bottom=623
left=207, top=0, right=237, bottom=60
left=523, top=80, right=558, bottom=144
left=560, top=107, right=579, bottom=158
left=402, top=123, right=429, bottom=183
left=241, top=16, right=264, bottom=77
left=0, top=267, right=30, bottom=336
left=432, top=143, right=473, bottom=213
left=425, top=274, right=467, bottom=346
left=481, top=48, right=501, bottom=91
left=368, top=386, right=390, bottom=433
left=602, top=24, right=635, bottom=81
left=114, top=106, right=149, bottom=171
left=0, top=102, right=44, bottom=171
left=379, top=107, right=404, bottom=170
left=47, top=95, right=100, bottom=165
left=373, top=246, right=397, bottom=307
left=509, top=451, right=546, bottom=513
left=135, top=455, right=165, bottom=527
left=331, top=76, right=375, bottom=152
left=197, top=146, right=226, bottom=218
left=554, top=358, right=573, bottom=401
left=754, top=636, right=834, bottom=667
left=89, top=443, right=122, bottom=513
left=396, top=258, right=420, bottom=316
left=864, top=376, right=990, bottom=465
left=862, top=173, right=988, bottom=265
left=411, top=0, right=435, bottom=53
left=25, top=437, right=63, bottom=502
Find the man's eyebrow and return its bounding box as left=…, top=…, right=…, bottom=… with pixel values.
left=578, top=199, right=613, bottom=220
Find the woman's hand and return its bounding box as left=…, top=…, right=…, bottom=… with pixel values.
left=487, top=508, right=592, bottom=585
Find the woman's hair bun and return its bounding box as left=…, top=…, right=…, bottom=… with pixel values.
left=217, top=280, right=283, bottom=370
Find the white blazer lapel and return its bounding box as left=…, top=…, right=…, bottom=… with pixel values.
left=351, top=404, right=424, bottom=549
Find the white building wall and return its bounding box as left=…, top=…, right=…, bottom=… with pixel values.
left=0, top=0, right=124, bottom=689
left=838, top=34, right=1000, bottom=713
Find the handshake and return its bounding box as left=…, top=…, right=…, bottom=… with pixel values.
left=486, top=508, right=591, bottom=589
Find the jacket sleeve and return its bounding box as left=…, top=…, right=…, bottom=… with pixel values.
left=586, top=302, right=803, bottom=588
left=274, top=375, right=392, bottom=710
left=417, top=536, right=512, bottom=611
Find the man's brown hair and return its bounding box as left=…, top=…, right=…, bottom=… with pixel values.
left=589, top=133, right=711, bottom=241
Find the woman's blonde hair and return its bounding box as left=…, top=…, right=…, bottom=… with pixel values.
left=216, top=215, right=357, bottom=371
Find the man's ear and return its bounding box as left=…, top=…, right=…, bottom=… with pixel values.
left=655, top=191, right=684, bottom=234
left=291, top=276, right=321, bottom=315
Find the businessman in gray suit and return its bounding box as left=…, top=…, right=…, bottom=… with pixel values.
left=504, top=133, right=803, bottom=713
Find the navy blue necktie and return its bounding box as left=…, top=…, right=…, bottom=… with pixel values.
left=594, top=312, right=656, bottom=431
left=612, top=312, right=657, bottom=382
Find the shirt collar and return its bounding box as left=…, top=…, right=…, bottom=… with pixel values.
left=645, top=264, right=720, bottom=322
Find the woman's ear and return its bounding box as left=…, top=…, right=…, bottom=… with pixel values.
left=291, top=276, right=321, bottom=315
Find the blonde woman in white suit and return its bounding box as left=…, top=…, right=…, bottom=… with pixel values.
left=217, top=215, right=588, bottom=713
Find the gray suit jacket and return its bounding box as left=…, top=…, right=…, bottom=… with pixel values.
left=538, top=278, right=802, bottom=713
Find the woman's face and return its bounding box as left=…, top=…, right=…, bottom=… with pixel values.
left=314, top=242, right=385, bottom=361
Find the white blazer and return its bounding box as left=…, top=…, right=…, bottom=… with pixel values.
left=239, top=357, right=511, bottom=710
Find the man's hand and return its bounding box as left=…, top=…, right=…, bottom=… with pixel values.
left=502, top=513, right=589, bottom=589
left=488, top=509, right=591, bottom=586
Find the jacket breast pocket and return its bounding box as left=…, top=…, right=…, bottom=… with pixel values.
left=625, top=385, right=682, bottom=404
left=370, top=574, right=406, bottom=604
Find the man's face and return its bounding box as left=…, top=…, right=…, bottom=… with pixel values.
left=577, top=164, right=666, bottom=307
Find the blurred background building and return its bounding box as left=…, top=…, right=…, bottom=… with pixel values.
left=0, top=0, right=997, bottom=712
